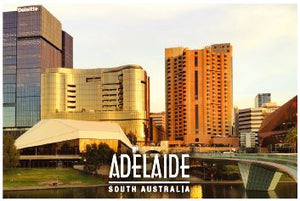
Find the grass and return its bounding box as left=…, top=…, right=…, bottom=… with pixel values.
left=3, top=168, right=105, bottom=188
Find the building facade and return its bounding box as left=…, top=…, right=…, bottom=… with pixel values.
left=3, top=5, right=73, bottom=136
left=238, top=104, right=278, bottom=148
left=165, top=44, right=233, bottom=145
left=255, top=93, right=271, bottom=108
left=15, top=119, right=132, bottom=167
left=41, top=65, right=150, bottom=144
left=149, top=112, right=166, bottom=144
left=259, top=96, right=297, bottom=153
left=239, top=131, right=257, bottom=148
left=233, top=107, right=240, bottom=136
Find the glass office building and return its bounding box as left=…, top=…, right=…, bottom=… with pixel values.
left=3, top=5, right=73, bottom=136
left=255, top=93, right=271, bottom=108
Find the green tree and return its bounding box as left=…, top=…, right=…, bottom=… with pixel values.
left=82, top=143, right=115, bottom=175
left=3, top=135, right=19, bottom=168
left=285, top=127, right=297, bottom=152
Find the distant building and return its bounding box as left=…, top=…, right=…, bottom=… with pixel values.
left=255, top=93, right=271, bottom=108
left=238, top=103, right=279, bottom=148
left=233, top=107, right=239, bottom=136
left=239, top=131, right=256, bottom=148
left=149, top=112, right=166, bottom=144
left=239, top=108, right=264, bottom=148
left=3, top=5, right=73, bottom=137
left=261, top=102, right=279, bottom=113
left=150, top=112, right=166, bottom=128
left=259, top=96, right=297, bottom=153
left=15, top=119, right=132, bottom=167
left=165, top=43, right=233, bottom=145
left=41, top=65, right=150, bottom=145
left=211, top=136, right=240, bottom=147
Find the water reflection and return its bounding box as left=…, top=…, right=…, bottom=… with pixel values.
left=190, top=185, right=202, bottom=198
left=3, top=183, right=297, bottom=198
left=245, top=190, right=278, bottom=198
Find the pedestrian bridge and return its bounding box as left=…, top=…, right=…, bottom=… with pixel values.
left=138, top=146, right=167, bottom=154
left=138, top=141, right=169, bottom=154
left=190, top=153, right=297, bottom=191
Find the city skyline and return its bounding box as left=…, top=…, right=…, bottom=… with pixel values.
left=3, top=3, right=297, bottom=112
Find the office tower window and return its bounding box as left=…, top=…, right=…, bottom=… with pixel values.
left=3, top=11, right=17, bottom=128
left=195, top=71, right=198, bottom=99
left=195, top=56, right=198, bottom=67
left=195, top=104, right=199, bottom=134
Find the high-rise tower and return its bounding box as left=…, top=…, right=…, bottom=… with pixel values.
left=255, top=93, right=271, bottom=108
left=3, top=5, right=73, bottom=136
left=165, top=43, right=233, bottom=145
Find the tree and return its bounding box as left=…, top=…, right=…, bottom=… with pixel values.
left=82, top=143, right=115, bottom=175
left=285, top=127, right=297, bottom=152
left=3, top=135, right=19, bottom=168
left=97, top=143, right=115, bottom=165
left=126, top=131, right=137, bottom=145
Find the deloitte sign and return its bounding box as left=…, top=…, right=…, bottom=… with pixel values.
left=17, top=6, right=39, bottom=13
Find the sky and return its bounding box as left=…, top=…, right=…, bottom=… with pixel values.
left=3, top=2, right=297, bottom=112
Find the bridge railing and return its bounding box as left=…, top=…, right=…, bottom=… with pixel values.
left=191, top=153, right=297, bottom=167
left=234, top=154, right=297, bottom=168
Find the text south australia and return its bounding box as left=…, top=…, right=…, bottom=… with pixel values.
left=108, top=154, right=191, bottom=193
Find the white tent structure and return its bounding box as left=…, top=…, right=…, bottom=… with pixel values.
left=15, top=119, right=133, bottom=150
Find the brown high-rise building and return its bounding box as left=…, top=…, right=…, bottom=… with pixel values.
left=165, top=43, right=233, bottom=145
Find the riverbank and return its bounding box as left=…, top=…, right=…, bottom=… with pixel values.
left=3, top=168, right=105, bottom=190
left=3, top=168, right=296, bottom=192
left=3, top=183, right=108, bottom=191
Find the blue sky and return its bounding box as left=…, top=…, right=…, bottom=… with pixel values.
left=3, top=3, right=297, bottom=112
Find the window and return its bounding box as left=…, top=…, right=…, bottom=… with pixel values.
left=195, top=104, right=199, bottom=133
left=86, top=77, right=101, bottom=82
left=195, top=71, right=198, bottom=99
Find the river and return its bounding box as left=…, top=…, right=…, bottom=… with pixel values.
left=3, top=182, right=297, bottom=198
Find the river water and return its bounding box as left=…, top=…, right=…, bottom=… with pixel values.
left=3, top=183, right=297, bottom=198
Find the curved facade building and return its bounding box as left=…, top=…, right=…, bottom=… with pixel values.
left=41, top=65, right=150, bottom=144
left=258, top=96, right=297, bottom=152
left=15, top=119, right=132, bottom=167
